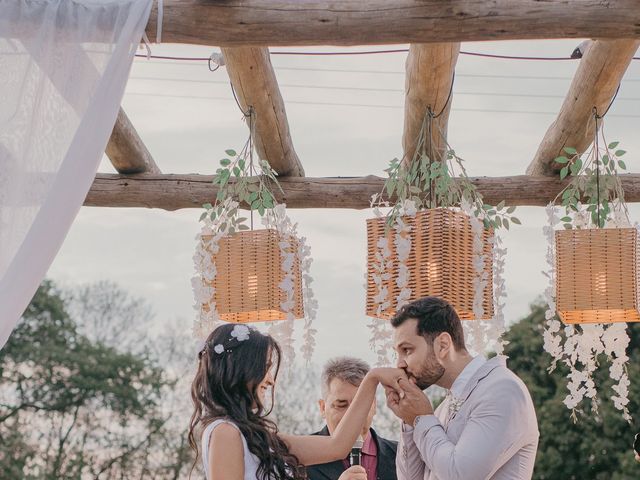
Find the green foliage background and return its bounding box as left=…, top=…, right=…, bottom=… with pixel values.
left=2, top=282, right=640, bottom=478
left=503, top=302, right=640, bottom=480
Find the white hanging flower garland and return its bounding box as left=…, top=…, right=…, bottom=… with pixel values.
left=460, top=198, right=508, bottom=356
left=192, top=203, right=319, bottom=366
left=192, top=137, right=318, bottom=366
left=542, top=203, right=632, bottom=422
left=192, top=198, right=238, bottom=338
left=366, top=195, right=509, bottom=359
left=262, top=205, right=318, bottom=365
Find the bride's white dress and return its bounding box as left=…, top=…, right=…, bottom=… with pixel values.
left=202, top=419, right=262, bottom=480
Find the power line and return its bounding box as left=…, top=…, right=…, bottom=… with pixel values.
left=127, top=76, right=640, bottom=101
left=124, top=91, right=640, bottom=118
left=132, top=60, right=640, bottom=82
left=134, top=49, right=640, bottom=61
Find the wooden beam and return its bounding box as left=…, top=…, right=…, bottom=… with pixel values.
left=84, top=173, right=640, bottom=210
left=106, top=108, right=161, bottom=174
left=221, top=47, right=304, bottom=177
left=146, top=1, right=640, bottom=46
left=403, top=44, right=459, bottom=162
left=526, top=39, right=640, bottom=176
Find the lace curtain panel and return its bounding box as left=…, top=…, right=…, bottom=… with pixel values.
left=0, top=0, right=152, bottom=349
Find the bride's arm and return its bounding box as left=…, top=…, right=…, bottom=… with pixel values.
left=280, top=368, right=405, bottom=466
left=207, top=423, right=245, bottom=480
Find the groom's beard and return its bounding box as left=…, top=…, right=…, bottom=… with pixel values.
left=409, top=355, right=445, bottom=390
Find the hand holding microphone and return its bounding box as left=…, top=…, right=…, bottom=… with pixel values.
left=339, top=465, right=367, bottom=480
left=350, top=436, right=364, bottom=466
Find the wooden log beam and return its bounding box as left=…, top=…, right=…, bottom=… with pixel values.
left=146, top=1, right=640, bottom=46
left=106, top=109, right=161, bottom=174
left=526, top=39, right=640, bottom=176
left=403, top=44, right=459, bottom=163
left=221, top=47, right=304, bottom=177
left=84, top=173, right=640, bottom=210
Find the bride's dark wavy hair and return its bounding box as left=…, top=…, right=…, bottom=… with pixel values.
left=188, top=324, right=306, bottom=480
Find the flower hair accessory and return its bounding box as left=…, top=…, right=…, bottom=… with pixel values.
left=201, top=325, right=252, bottom=356
left=230, top=325, right=250, bottom=341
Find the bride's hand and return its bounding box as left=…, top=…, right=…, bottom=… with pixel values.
left=368, top=367, right=407, bottom=396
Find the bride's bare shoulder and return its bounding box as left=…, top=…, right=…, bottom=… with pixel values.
left=210, top=422, right=242, bottom=443
left=208, top=422, right=244, bottom=479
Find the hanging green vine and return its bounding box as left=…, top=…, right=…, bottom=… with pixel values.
left=374, top=111, right=519, bottom=230
left=554, top=115, right=629, bottom=229
left=199, top=110, right=283, bottom=234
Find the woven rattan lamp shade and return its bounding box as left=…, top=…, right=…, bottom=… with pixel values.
left=366, top=208, right=494, bottom=320
left=204, top=229, right=304, bottom=323
left=555, top=228, right=640, bottom=324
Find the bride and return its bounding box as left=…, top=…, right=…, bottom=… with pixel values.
left=188, top=323, right=403, bottom=480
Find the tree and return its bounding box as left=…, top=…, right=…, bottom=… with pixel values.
left=0, top=281, right=195, bottom=479
left=504, top=301, right=640, bottom=480
left=65, top=280, right=154, bottom=354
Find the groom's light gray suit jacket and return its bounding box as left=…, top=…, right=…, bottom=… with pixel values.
left=396, top=356, right=539, bottom=480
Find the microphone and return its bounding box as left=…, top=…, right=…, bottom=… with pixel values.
left=350, top=437, right=364, bottom=466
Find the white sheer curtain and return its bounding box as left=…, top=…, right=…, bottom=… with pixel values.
left=0, top=0, right=152, bottom=348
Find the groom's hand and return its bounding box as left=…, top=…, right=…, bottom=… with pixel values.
left=395, top=378, right=434, bottom=426
left=385, top=387, right=403, bottom=420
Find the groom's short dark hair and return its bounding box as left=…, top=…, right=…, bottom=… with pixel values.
left=390, top=296, right=466, bottom=351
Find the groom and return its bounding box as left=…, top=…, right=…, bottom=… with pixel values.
left=382, top=296, right=539, bottom=480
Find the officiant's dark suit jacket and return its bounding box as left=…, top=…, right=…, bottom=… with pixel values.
left=305, top=426, right=398, bottom=480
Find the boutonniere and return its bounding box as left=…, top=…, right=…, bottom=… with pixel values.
left=448, top=395, right=466, bottom=418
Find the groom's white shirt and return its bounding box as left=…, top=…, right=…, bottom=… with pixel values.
left=396, top=355, right=539, bottom=480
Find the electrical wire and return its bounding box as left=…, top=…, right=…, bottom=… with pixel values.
left=134, top=49, right=640, bottom=61
left=124, top=91, right=640, bottom=118
left=127, top=75, right=640, bottom=101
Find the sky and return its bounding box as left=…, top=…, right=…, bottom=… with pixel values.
left=46, top=39, right=640, bottom=367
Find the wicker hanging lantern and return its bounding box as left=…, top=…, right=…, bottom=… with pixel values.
left=202, top=229, right=304, bottom=323
left=366, top=208, right=494, bottom=320
left=555, top=227, right=640, bottom=324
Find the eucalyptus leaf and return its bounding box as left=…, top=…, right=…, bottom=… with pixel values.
left=574, top=158, right=583, bottom=172
left=511, top=217, right=521, bottom=225
left=225, top=149, right=237, bottom=156
left=563, top=147, right=577, bottom=155
left=560, top=166, right=569, bottom=180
